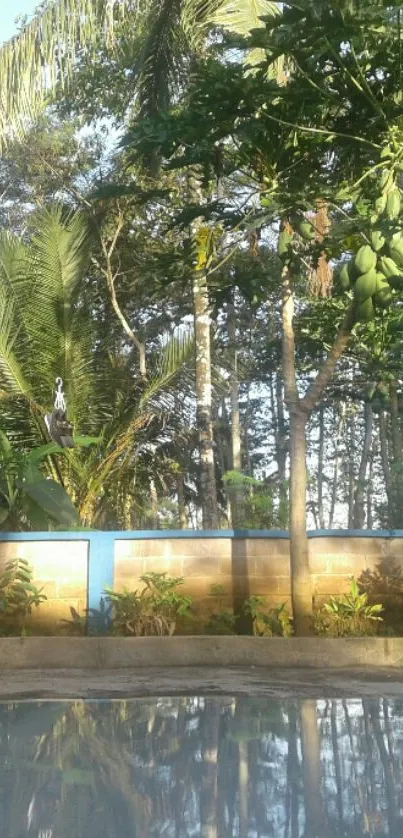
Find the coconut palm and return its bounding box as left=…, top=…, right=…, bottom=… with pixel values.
left=0, top=205, right=193, bottom=527
left=0, top=0, right=279, bottom=530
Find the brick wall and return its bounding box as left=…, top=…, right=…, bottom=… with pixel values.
left=0, top=533, right=401, bottom=632
left=0, top=540, right=88, bottom=633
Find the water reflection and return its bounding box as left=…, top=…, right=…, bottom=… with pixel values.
left=1, top=696, right=403, bottom=836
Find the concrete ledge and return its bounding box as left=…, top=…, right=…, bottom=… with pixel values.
left=0, top=636, right=403, bottom=669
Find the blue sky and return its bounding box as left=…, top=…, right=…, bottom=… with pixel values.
left=0, top=1, right=38, bottom=44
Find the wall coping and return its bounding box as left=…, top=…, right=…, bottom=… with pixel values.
left=0, top=528, right=403, bottom=541
left=0, top=636, right=402, bottom=669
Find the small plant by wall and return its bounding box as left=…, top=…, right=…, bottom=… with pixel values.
left=314, top=578, right=384, bottom=637
left=244, top=597, right=293, bottom=637
left=0, top=558, right=47, bottom=636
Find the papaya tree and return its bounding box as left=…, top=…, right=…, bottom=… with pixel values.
left=123, top=0, right=403, bottom=631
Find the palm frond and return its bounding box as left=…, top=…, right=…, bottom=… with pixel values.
left=139, top=329, right=195, bottom=410
left=0, top=0, right=125, bottom=149
left=0, top=288, right=32, bottom=400
left=136, top=0, right=184, bottom=120
left=209, top=0, right=279, bottom=35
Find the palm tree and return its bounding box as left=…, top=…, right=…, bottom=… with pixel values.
left=0, top=205, right=193, bottom=527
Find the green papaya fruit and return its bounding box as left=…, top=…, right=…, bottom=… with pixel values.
left=338, top=262, right=351, bottom=290
left=378, top=255, right=401, bottom=277
left=355, top=298, right=374, bottom=322
left=388, top=239, right=403, bottom=270
left=375, top=271, right=389, bottom=291
left=374, top=287, right=393, bottom=308
left=278, top=230, right=292, bottom=259
left=386, top=189, right=401, bottom=220
left=387, top=274, right=403, bottom=291
left=355, top=245, right=377, bottom=275
left=354, top=269, right=377, bottom=302
left=297, top=219, right=316, bottom=240
left=370, top=230, right=386, bottom=252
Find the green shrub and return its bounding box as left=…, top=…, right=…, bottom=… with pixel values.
left=0, top=558, right=47, bottom=636
left=205, top=584, right=236, bottom=635
left=314, top=577, right=383, bottom=636
left=243, top=596, right=293, bottom=637
left=105, top=572, right=192, bottom=636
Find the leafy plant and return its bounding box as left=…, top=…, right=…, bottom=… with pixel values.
left=0, top=558, right=47, bottom=635
left=206, top=584, right=236, bottom=635
left=243, top=596, right=293, bottom=637
left=62, top=598, right=114, bottom=636
left=105, top=572, right=192, bottom=636
left=314, top=578, right=384, bottom=637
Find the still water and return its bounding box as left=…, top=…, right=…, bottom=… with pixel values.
left=2, top=696, right=403, bottom=837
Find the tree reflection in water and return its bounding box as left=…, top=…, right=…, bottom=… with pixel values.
left=1, top=696, right=403, bottom=837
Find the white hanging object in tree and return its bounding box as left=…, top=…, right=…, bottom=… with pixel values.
left=44, top=378, right=75, bottom=448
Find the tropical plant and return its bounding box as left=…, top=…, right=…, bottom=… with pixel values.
left=206, top=583, right=236, bottom=634
left=314, top=578, right=384, bottom=637
left=0, top=431, right=82, bottom=530
left=243, top=596, right=293, bottom=637
left=0, top=557, right=47, bottom=635
left=105, top=572, right=192, bottom=635
left=0, top=205, right=194, bottom=528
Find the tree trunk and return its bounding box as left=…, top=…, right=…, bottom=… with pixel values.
left=227, top=298, right=243, bottom=527
left=390, top=381, right=403, bottom=527
left=328, top=402, right=345, bottom=528
left=353, top=401, right=373, bottom=529
left=282, top=265, right=312, bottom=635
left=189, top=169, right=219, bottom=531
left=347, top=415, right=356, bottom=529
left=238, top=740, right=249, bottom=838
left=177, top=473, right=187, bottom=529
left=317, top=405, right=325, bottom=529
left=379, top=410, right=393, bottom=524
left=289, top=410, right=312, bottom=634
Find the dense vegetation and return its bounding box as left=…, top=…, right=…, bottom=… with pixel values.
left=0, top=0, right=403, bottom=631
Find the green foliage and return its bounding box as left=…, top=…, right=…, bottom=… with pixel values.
left=0, top=558, right=47, bottom=636
left=314, top=578, right=383, bottom=637
left=104, top=573, right=192, bottom=636
left=243, top=596, right=293, bottom=637
left=224, top=471, right=285, bottom=529
left=62, top=598, right=114, bottom=636
left=206, top=584, right=236, bottom=635
left=0, top=431, right=80, bottom=530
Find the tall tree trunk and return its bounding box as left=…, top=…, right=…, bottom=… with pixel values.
left=328, top=402, right=345, bottom=528
left=390, top=381, right=403, bottom=527
left=317, top=405, right=325, bottom=529
left=177, top=473, right=187, bottom=529
left=353, top=401, right=373, bottom=529
left=189, top=170, right=219, bottom=530
left=282, top=265, right=312, bottom=634
left=367, top=447, right=373, bottom=530
left=347, top=415, right=356, bottom=529
left=149, top=478, right=158, bottom=529
left=238, top=740, right=249, bottom=838
left=281, top=251, right=354, bottom=634
left=227, top=297, right=243, bottom=527
left=379, top=410, right=393, bottom=524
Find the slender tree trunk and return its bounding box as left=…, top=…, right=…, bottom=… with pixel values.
left=227, top=298, right=243, bottom=527
left=353, top=401, right=373, bottom=529
left=317, top=405, right=325, bottom=529
left=177, top=473, right=187, bottom=529
left=330, top=701, right=344, bottom=827
left=390, top=381, right=403, bottom=527
left=282, top=265, right=312, bottom=634
left=281, top=251, right=354, bottom=634
left=189, top=170, right=219, bottom=530
left=348, top=415, right=356, bottom=529
left=379, top=410, right=393, bottom=524
left=367, top=448, right=373, bottom=530
left=149, top=478, right=158, bottom=529
left=328, top=402, right=345, bottom=528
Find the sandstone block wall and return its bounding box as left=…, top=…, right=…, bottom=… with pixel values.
left=0, top=533, right=401, bottom=632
